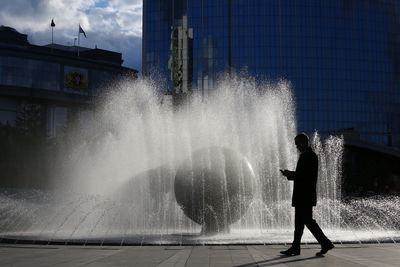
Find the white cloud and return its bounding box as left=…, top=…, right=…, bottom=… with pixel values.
left=108, top=0, right=142, bottom=10
left=0, top=0, right=142, bottom=70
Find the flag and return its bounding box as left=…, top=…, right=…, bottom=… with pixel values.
left=79, top=24, right=87, bottom=38
left=51, top=19, right=55, bottom=27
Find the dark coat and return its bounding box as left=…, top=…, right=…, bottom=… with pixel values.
left=288, top=147, right=318, bottom=207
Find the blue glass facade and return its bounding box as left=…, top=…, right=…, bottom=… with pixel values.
left=143, top=0, right=400, bottom=147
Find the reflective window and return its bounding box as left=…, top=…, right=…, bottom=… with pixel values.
left=47, top=106, right=68, bottom=137
left=0, top=56, right=60, bottom=90
left=91, top=70, right=117, bottom=96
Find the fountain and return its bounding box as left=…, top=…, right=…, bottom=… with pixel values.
left=175, top=146, right=255, bottom=234
left=0, top=74, right=399, bottom=245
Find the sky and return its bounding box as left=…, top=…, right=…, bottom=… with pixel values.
left=0, top=0, right=143, bottom=70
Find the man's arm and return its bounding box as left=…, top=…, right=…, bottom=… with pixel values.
left=280, top=169, right=296, bottom=180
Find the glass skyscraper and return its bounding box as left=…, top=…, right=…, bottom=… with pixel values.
left=143, top=0, right=400, bottom=147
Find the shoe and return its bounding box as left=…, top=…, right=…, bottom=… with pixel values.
left=280, top=247, right=300, bottom=256
left=316, top=243, right=334, bottom=256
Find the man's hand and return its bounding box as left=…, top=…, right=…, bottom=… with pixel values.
left=280, top=169, right=293, bottom=177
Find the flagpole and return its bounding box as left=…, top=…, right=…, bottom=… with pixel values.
left=78, top=25, right=80, bottom=57
left=50, top=18, right=55, bottom=53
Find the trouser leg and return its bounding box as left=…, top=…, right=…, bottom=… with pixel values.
left=292, top=207, right=305, bottom=248
left=303, top=206, right=332, bottom=246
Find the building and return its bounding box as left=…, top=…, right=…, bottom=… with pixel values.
left=0, top=25, right=138, bottom=137
left=142, top=0, right=400, bottom=149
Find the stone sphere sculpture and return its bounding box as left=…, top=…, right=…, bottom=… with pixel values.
left=174, top=147, right=256, bottom=234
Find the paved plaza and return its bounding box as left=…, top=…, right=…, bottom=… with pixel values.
left=0, top=243, right=399, bottom=266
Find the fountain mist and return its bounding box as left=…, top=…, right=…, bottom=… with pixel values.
left=0, top=75, right=398, bottom=245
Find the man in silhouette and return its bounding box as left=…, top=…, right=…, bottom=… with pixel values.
left=280, top=133, right=334, bottom=256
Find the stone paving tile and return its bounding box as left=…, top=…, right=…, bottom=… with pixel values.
left=229, top=247, right=256, bottom=266
left=84, top=246, right=177, bottom=267
left=0, top=244, right=399, bottom=266
left=245, top=246, right=288, bottom=267
left=54, top=247, right=124, bottom=267
left=185, top=246, right=211, bottom=267
left=0, top=246, right=120, bottom=267
left=330, top=245, right=400, bottom=267
left=156, top=247, right=192, bottom=267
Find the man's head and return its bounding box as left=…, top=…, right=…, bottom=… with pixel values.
left=294, top=133, right=309, bottom=152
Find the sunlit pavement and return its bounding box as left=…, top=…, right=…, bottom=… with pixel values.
left=0, top=243, right=399, bottom=266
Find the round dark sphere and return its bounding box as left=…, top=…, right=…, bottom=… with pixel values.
left=174, top=147, right=255, bottom=234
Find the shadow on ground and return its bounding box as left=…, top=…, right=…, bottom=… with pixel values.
left=235, top=255, right=321, bottom=267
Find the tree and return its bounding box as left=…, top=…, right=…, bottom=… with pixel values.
left=15, top=102, right=44, bottom=136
